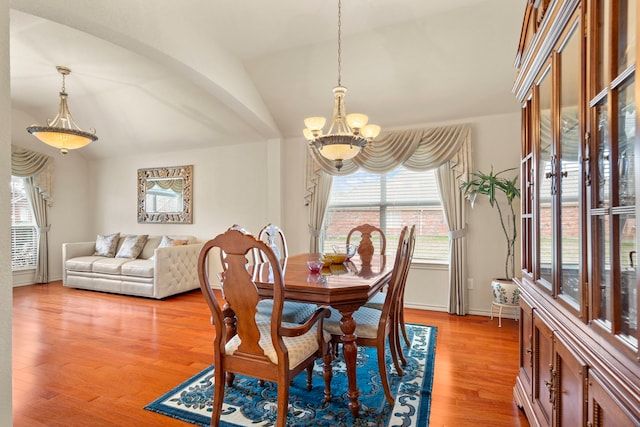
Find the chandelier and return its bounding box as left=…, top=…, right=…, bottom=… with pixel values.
left=303, top=0, right=380, bottom=170
left=27, top=66, right=98, bottom=155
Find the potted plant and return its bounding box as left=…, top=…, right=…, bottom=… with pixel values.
left=460, top=166, right=521, bottom=308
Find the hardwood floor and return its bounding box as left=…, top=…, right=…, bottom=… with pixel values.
left=13, top=282, right=529, bottom=426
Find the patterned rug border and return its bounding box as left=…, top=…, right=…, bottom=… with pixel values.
left=145, top=323, right=437, bottom=426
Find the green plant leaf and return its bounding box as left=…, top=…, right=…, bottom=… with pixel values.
left=460, top=165, right=520, bottom=279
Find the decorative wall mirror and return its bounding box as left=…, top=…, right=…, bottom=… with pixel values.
left=137, top=165, right=193, bottom=223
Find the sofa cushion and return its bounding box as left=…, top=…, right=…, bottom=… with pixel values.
left=91, top=258, right=133, bottom=275
left=148, top=235, right=192, bottom=260
left=159, top=235, right=189, bottom=247
left=66, top=256, right=106, bottom=272
left=94, top=232, right=120, bottom=257
left=120, top=259, right=154, bottom=278
left=138, top=235, right=195, bottom=260
left=139, top=236, right=162, bottom=260
left=116, top=235, right=148, bottom=259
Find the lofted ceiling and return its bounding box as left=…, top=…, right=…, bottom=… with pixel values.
left=9, top=0, right=525, bottom=160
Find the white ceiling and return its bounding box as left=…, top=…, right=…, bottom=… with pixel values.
left=9, top=0, right=525, bottom=160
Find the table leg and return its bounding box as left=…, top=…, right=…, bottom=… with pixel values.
left=339, top=309, right=360, bottom=418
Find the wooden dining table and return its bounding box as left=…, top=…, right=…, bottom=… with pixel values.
left=250, top=252, right=393, bottom=418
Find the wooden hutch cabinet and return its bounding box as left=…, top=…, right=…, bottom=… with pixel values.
left=513, top=1, right=640, bottom=426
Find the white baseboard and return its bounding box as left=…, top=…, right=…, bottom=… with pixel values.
left=405, top=302, right=448, bottom=312
left=471, top=306, right=518, bottom=320
left=12, top=271, right=63, bottom=287
left=405, top=303, right=517, bottom=320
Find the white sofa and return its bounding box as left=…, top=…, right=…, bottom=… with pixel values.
left=62, top=234, right=204, bottom=299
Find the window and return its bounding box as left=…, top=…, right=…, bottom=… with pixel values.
left=11, top=176, right=38, bottom=270
left=322, top=166, right=449, bottom=262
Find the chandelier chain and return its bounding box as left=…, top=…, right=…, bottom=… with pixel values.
left=337, top=0, right=342, bottom=86
left=302, top=0, right=380, bottom=170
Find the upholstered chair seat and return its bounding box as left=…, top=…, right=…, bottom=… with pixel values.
left=256, top=300, right=319, bottom=324
left=363, top=291, right=385, bottom=311
left=226, top=321, right=331, bottom=366
left=323, top=306, right=385, bottom=338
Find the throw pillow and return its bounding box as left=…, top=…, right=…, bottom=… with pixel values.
left=149, top=236, right=189, bottom=261
left=94, top=232, right=120, bottom=257
left=159, top=235, right=189, bottom=247
left=115, top=235, right=149, bottom=259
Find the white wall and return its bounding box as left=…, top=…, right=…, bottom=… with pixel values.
left=0, top=0, right=12, bottom=422
left=282, top=111, right=522, bottom=315
left=92, top=142, right=273, bottom=243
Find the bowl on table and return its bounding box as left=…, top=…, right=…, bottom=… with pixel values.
left=332, top=244, right=359, bottom=260
left=307, top=259, right=324, bottom=273
left=322, top=253, right=347, bottom=266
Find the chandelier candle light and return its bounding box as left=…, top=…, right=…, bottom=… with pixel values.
left=303, top=0, right=380, bottom=170
left=27, top=66, right=98, bottom=155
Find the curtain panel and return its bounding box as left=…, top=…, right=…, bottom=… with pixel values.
left=305, top=124, right=472, bottom=314
left=305, top=154, right=333, bottom=252
left=11, top=145, right=54, bottom=283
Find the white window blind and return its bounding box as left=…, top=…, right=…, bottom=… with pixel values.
left=11, top=176, right=38, bottom=270
left=322, top=166, right=449, bottom=262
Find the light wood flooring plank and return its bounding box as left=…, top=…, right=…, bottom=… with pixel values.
left=13, top=282, right=529, bottom=426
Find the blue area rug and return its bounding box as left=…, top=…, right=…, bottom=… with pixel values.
left=145, top=324, right=436, bottom=426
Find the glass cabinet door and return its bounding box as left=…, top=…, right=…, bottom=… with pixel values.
left=522, top=99, right=534, bottom=277
left=593, top=101, right=612, bottom=325
left=538, top=67, right=554, bottom=290
left=535, top=17, right=585, bottom=309
left=589, top=0, right=637, bottom=351
left=616, top=80, right=636, bottom=345
left=558, top=21, right=583, bottom=311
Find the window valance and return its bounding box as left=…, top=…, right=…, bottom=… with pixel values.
left=11, top=145, right=54, bottom=204
left=306, top=124, right=471, bottom=203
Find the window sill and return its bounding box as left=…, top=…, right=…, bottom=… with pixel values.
left=12, top=267, right=37, bottom=272
left=410, top=260, right=448, bottom=270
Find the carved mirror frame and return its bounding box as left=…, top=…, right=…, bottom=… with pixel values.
left=137, top=165, right=193, bottom=224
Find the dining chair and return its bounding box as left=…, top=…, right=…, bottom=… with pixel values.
left=220, top=224, right=260, bottom=265
left=366, top=224, right=416, bottom=351
left=257, top=224, right=318, bottom=323
left=323, top=225, right=411, bottom=405
left=357, top=223, right=405, bottom=343
left=390, top=224, right=416, bottom=369
left=349, top=223, right=388, bottom=309
left=257, top=223, right=288, bottom=262
left=347, top=224, right=387, bottom=258
left=350, top=223, right=390, bottom=318
left=346, top=223, right=387, bottom=259
left=198, top=228, right=333, bottom=427
left=218, top=225, right=317, bottom=325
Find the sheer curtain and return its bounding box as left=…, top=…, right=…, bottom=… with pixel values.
left=11, top=145, right=54, bottom=283
left=305, top=124, right=472, bottom=314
